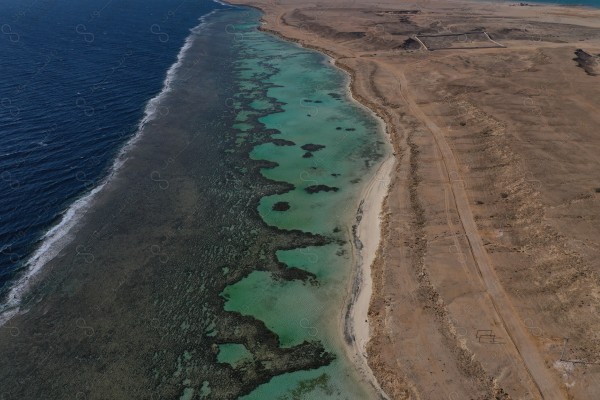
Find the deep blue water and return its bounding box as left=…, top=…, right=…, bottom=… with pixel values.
left=538, top=0, right=600, bottom=6
left=495, top=0, right=600, bottom=7
left=0, top=0, right=223, bottom=298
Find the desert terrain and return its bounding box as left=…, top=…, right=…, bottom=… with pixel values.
left=227, top=0, right=600, bottom=398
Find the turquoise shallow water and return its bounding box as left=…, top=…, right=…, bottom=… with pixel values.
left=221, top=11, right=390, bottom=398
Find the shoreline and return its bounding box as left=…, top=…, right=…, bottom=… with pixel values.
left=344, top=154, right=394, bottom=400
left=252, top=15, right=398, bottom=396
left=253, top=11, right=400, bottom=399
left=248, top=6, right=400, bottom=397
left=338, top=60, right=395, bottom=400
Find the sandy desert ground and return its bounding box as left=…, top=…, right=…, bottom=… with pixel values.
left=228, top=0, right=600, bottom=398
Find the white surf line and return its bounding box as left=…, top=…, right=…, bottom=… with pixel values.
left=0, top=9, right=220, bottom=328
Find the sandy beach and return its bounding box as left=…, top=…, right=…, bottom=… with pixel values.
left=228, top=0, right=600, bottom=398
left=346, top=147, right=394, bottom=399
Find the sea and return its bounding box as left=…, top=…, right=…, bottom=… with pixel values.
left=0, top=0, right=389, bottom=399
left=0, top=0, right=225, bottom=304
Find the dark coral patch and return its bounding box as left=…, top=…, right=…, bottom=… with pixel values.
left=272, top=201, right=291, bottom=211
left=301, top=144, right=325, bottom=152
left=272, top=138, right=296, bottom=146
left=305, top=185, right=339, bottom=194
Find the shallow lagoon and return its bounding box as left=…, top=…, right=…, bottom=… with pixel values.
left=223, top=9, right=389, bottom=398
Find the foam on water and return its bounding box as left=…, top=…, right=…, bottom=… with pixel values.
left=0, top=7, right=222, bottom=327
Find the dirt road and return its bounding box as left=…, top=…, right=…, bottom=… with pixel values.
left=392, top=65, right=566, bottom=400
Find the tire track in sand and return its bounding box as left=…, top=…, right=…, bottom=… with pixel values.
left=391, top=65, right=566, bottom=400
